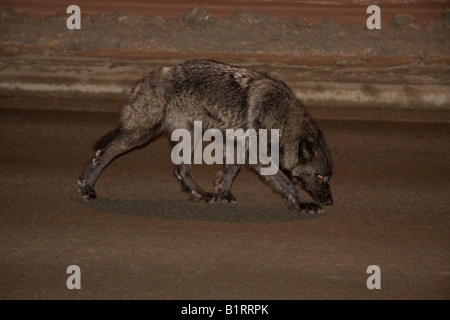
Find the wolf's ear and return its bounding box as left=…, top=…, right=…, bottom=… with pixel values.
left=298, top=139, right=314, bottom=163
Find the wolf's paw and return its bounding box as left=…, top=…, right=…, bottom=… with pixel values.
left=77, top=180, right=97, bottom=200
left=217, top=192, right=236, bottom=203
left=287, top=195, right=322, bottom=214
left=297, top=202, right=323, bottom=214
left=189, top=191, right=218, bottom=203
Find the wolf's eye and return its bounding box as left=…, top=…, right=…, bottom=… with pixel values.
left=318, top=175, right=323, bottom=180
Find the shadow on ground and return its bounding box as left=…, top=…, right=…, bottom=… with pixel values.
left=73, top=197, right=324, bottom=222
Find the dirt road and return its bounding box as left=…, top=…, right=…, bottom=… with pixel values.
left=0, top=101, right=448, bottom=300
left=3, top=0, right=447, bottom=24
left=2, top=1, right=448, bottom=68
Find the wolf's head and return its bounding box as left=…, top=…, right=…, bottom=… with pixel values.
left=287, top=131, right=333, bottom=206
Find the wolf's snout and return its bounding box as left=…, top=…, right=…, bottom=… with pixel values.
left=317, top=192, right=333, bottom=206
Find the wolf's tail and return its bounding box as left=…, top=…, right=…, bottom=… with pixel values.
left=94, top=127, right=122, bottom=150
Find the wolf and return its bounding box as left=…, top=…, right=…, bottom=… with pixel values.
left=78, top=59, right=333, bottom=213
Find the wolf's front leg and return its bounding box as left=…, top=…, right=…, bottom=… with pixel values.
left=174, top=164, right=217, bottom=202
left=252, top=166, right=323, bottom=214
left=214, top=164, right=240, bottom=203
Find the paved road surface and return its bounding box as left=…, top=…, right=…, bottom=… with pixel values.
left=0, top=103, right=449, bottom=299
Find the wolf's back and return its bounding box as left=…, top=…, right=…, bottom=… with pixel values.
left=165, top=60, right=299, bottom=131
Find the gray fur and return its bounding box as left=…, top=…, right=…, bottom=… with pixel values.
left=78, top=59, right=333, bottom=213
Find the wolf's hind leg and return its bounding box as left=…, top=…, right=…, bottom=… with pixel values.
left=174, top=164, right=217, bottom=202
left=78, top=126, right=160, bottom=200
left=79, top=74, right=167, bottom=200
left=214, top=164, right=240, bottom=203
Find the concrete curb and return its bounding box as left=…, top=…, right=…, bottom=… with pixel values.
left=1, top=54, right=449, bottom=121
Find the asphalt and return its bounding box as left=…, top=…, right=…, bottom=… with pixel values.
left=0, top=100, right=449, bottom=299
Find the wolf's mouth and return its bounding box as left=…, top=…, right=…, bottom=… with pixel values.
left=292, top=176, right=333, bottom=206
